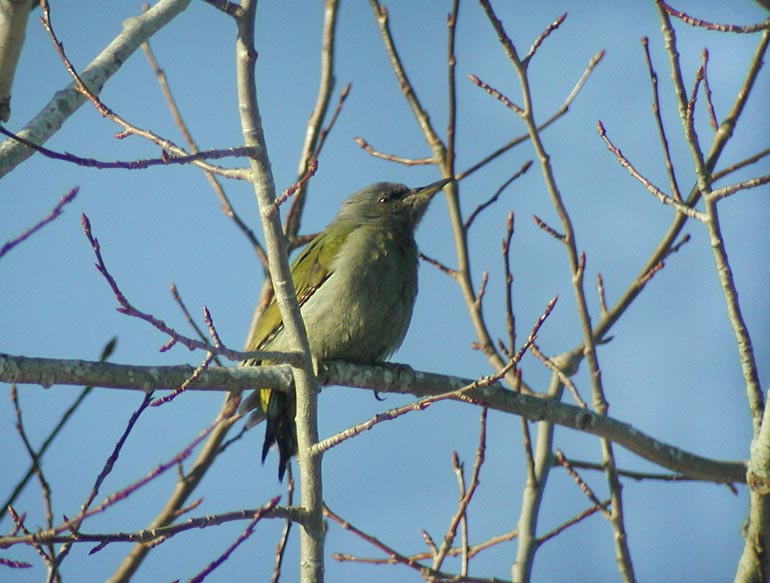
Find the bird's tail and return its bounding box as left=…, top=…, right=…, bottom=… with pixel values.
left=261, top=389, right=296, bottom=481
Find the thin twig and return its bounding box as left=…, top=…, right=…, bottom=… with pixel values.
left=501, top=211, right=516, bottom=361
left=54, top=392, right=155, bottom=567
left=324, top=503, right=509, bottom=583
left=0, top=187, right=78, bottom=259
left=187, top=497, right=280, bottom=583
left=368, top=0, right=445, bottom=158
left=655, top=0, right=770, bottom=33
left=271, top=467, right=294, bottom=583
left=169, top=283, right=224, bottom=367
left=708, top=173, right=770, bottom=202
left=596, top=121, right=706, bottom=221
left=433, top=408, right=488, bottom=571
left=11, top=386, right=57, bottom=574
left=39, top=0, right=246, bottom=179
left=353, top=137, right=433, bottom=166
left=275, top=158, right=318, bottom=207
left=467, top=74, right=523, bottom=114
left=524, top=13, right=567, bottom=64
left=712, top=146, right=770, bottom=182
left=1, top=401, right=238, bottom=547
left=531, top=215, right=566, bottom=241
left=2, top=338, right=116, bottom=516
left=446, top=0, right=460, bottom=181
left=536, top=499, right=611, bottom=546
left=337, top=527, right=518, bottom=565
left=641, top=36, right=682, bottom=201
left=284, top=0, right=342, bottom=239
left=3, top=501, right=290, bottom=550
left=418, top=252, right=457, bottom=277
left=140, top=36, right=267, bottom=266
left=456, top=50, right=604, bottom=182
left=81, top=214, right=298, bottom=365
left=596, top=274, right=608, bottom=317
left=554, top=450, right=610, bottom=518
left=561, top=458, right=738, bottom=493
left=312, top=83, right=351, bottom=160
left=700, top=48, right=718, bottom=130
left=529, top=344, right=587, bottom=408
left=464, top=161, right=532, bottom=230
left=0, top=126, right=253, bottom=176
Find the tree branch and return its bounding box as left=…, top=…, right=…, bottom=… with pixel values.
left=0, top=0, right=192, bottom=178
left=2, top=354, right=747, bottom=485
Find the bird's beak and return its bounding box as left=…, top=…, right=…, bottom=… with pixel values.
left=412, top=177, right=453, bottom=198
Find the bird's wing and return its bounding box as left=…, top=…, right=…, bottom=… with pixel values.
left=243, top=222, right=354, bottom=354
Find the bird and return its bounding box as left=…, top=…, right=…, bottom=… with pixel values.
left=240, top=177, right=451, bottom=480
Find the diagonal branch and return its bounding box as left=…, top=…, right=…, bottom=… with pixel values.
left=0, top=0, right=193, bottom=178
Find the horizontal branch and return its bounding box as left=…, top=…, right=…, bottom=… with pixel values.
left=0, top=498, right=295, bottom=548
left=0, top=353, right=746, bottom=484
left=0, top=353, right=295, bottom=394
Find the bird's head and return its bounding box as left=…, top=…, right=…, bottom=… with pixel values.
left=336, top=178, right=451, bottom=229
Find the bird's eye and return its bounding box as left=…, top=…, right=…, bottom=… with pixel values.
left=378, top=188, right=407, bottom=204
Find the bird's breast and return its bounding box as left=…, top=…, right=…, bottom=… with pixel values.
left=299, top=225, right=419, bottom=363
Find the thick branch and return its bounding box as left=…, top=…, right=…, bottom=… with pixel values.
left=2, top=354, right=747, bottom=485
left=0, top=0, right=33, bottom=121
left=0, top=0, right=192, bottom=177
left=233, top=3, right=323, bottom=583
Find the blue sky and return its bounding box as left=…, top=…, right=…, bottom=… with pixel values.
left=2, top=1, right=769, bottom=582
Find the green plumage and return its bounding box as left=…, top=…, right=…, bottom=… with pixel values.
left=242, top=178, right=450, bottom=480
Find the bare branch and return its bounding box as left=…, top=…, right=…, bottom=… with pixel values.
left=275, top=158, right=319, bottom=207
left=467, top=73, right=523, bottom=114
left=464, top=161, right=532, bottom=230
left=0, top=187, right=78, bottom=259
left=501, top=211, right=516, bottom=359
left=531, top=214, right=566, bottom=241
left=432, top=408, right=488, bottom=571
left=596, top=121, right=706, bottom=221
left=524, top=13, right=567, bottom=64
left=418, top=252, right=457, bottom=277
left=700, top=48, right=718, bottom=130
left=284, top=0, right=342, bottom=239
left=655, top=0, right=770, bottom=33
left=456, top=50, right=604, bottom=182
left=2, top=497, right=281, bottom=552
left=233, top=4, right=323, bottom=582
left=187, top=497, right=280, bottom=583
left=536, top=499, right=610, bottom=547
left=81, top=214, right=300, bottom=365
left=708, top=173, right=770, bottom=202
left=1, top=401, right=237, bottom=547
left=641, top=36, right=682, bottom=201
left=0, top=355, right=747, bottom=483
left=0, top=0, right=192, bottom=178
left=0, top=125, right=252, bottom=177
left=2, top=337, right=116, bottom=516
left=271, top=469, right=295, bottom=583
left=141, top=36, right=267, bottom=266
left=353, top=136, right=433, bottom=166
left=324, top=503, right=509, bottom=583
left=368, top=0, right=445, bottom=160
left=0, top=0, right=33, bottom=122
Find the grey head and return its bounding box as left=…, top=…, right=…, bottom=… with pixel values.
left=335, top=179, right=451, bottom=230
